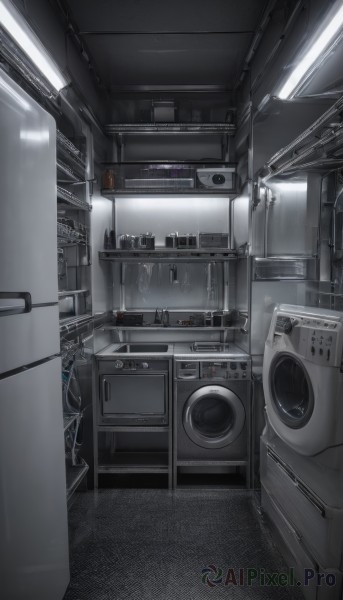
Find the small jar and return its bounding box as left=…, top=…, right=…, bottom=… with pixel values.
left=102, top=169, right=115, bottom=190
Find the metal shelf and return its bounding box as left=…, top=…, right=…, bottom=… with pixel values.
left=59, top=314, right=93, bottom=334
left=98, top=452, right=169, bottom=473
left=57, top=220, right=88, bottom=246
left=97, top=426, right=168, bottom=433
left=97, top=325, right=239, bottom=332
left=99, top=248, right=237, bottom=263
left=177, top=460, right=248, bottom=467
left=63, top=413, right=79, bottom=432
left=66, top=459, right=89, bottom=500
left=57, top=186, right=91, bottom=211
left=57, top=130, right=86, bottom=172
left=57, top=160, right=85, bottom=184
left=101, top=189, right=237, bottom=198
left=58, top=289, right=88, bottom=298
left=104, top=123, right=236, bottom=135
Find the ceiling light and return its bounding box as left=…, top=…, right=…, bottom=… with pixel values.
left=268, top=182, right=308, bottom=192
left=0, top=0, right=67, bottom=92
left=278, top=4, right=343, bottom=99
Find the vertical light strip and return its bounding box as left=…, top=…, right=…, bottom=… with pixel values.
left=0, top=0, right=67, bottom=92
left=278, top=4, right=343, bottom=99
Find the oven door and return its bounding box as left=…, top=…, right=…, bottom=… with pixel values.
left=100, top=373, right=168, bottom=425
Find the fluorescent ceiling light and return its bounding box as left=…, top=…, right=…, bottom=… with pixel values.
left=0, top=0, right=67, bottom=92
left=268, top=182, right=308, bottom=192
left=278, top=4, right=343, bottom=99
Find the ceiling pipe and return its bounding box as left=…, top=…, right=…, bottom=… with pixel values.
left=250, top=0, right=305, bottom=95
left=235, top=0, right=279, bottom=90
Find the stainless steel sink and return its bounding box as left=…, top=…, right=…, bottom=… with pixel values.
left=114, top=344, right=169, bottom=353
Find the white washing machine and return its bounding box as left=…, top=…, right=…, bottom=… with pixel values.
left=263, top=304, right=343, bottom=461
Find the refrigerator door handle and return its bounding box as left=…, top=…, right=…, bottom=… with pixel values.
left=0, top=292, right=32, bottom=316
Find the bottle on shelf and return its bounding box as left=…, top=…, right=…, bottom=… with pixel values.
left=102, top=169, right=115, bottom=191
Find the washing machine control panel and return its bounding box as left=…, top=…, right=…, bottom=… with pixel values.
left=275, top=313, right=343, bottom=367
left=298, top=319, right=342, bottom=366
left=200, top=361, right=251, bottom=380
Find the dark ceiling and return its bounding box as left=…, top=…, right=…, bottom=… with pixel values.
left=62, top=0, right=270, bottom=92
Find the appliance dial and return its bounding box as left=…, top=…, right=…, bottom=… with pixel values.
left=114, top=360, right=124, bottom=369
left=282, top=318, right=294, bottom=334
left=141, top=362, right=149, bottom=369
left=212, top=173, right=225, bottom=185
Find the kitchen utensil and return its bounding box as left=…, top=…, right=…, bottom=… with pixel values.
left=166, top=233, right=178, bottom=248
left=138, top=233, right=155, bottom=249
left=199, top=233, right=229, bottom=248
left=177, top=234, right=197, bottom=248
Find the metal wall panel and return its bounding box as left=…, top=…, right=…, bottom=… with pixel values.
left=250, top=280, right=308, bottom=356
left=231, top=194, right=250, bottom=249
left=90, top=185, right=114, bottom=315
left=115, top=195, right=230, bottom=245
left=122, top=262, right=224, bottom=310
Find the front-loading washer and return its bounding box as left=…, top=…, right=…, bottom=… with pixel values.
left=263, top=304, right=343, bottom=461
left=174, top=357, right=251, bottom=485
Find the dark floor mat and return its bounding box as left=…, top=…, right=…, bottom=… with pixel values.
left=63, top=489, right=304, bottom=600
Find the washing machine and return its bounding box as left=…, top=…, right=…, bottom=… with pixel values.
left=174, top=354, right=251, bottom=484
left=263, top=304, right=343, bottom=460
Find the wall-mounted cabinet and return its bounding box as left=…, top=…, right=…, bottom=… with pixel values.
left=101, top=162, right=237, bottom=196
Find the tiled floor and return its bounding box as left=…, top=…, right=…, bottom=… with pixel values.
left=63, top=489, right=303, bottom=600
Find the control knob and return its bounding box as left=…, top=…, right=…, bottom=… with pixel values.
left=114, top=360, right=124, bottom=369
left=141, top=362, right=149, bottom=369
left=283, top=318, right=297, bottom=335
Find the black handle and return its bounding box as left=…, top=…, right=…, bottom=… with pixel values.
left=0, top=292, right=32, bottom=317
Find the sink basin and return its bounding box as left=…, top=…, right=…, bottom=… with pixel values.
left=114, top=344, right=169, bottom=353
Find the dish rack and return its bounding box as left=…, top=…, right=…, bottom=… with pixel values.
left=57, top=185, right=91, bottom=211
left=57, top=217, right=88, bottom=246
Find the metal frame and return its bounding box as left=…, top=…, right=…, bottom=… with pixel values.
left=104, top=123, right=236, bottom=135
left=93, top=356, right=173, bottom=489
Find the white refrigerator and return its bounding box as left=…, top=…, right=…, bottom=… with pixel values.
left=0, top=70, right=70, bottom=599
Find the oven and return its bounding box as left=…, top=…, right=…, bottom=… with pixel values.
left=97, top=359, right=169, bottom=426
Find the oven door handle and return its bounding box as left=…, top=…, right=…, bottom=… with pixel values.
left=102, top=378, right=110, bottom=402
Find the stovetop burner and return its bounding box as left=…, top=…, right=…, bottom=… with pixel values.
left=191, top=342, right=230, bottom=353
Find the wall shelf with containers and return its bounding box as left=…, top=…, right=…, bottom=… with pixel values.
left=100, top=162, right=237, bottom=196
left=56, top=125, right=93, bottom=501
left=94, top=188, right=249, bottom=344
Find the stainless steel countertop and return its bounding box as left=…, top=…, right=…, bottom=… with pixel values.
left=96, top=342, right=249, bottom=360
left=173, top=343, right=250, bottom=360
left=96, top=343, right=174, bottom=358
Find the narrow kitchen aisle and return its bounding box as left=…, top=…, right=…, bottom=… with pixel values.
left=64, top=489, right=302, bottom=599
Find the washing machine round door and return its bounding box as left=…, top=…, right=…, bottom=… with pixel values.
left=183, top=386, right=245, bottom=449
left=269, top=353, right=314, bottom=429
